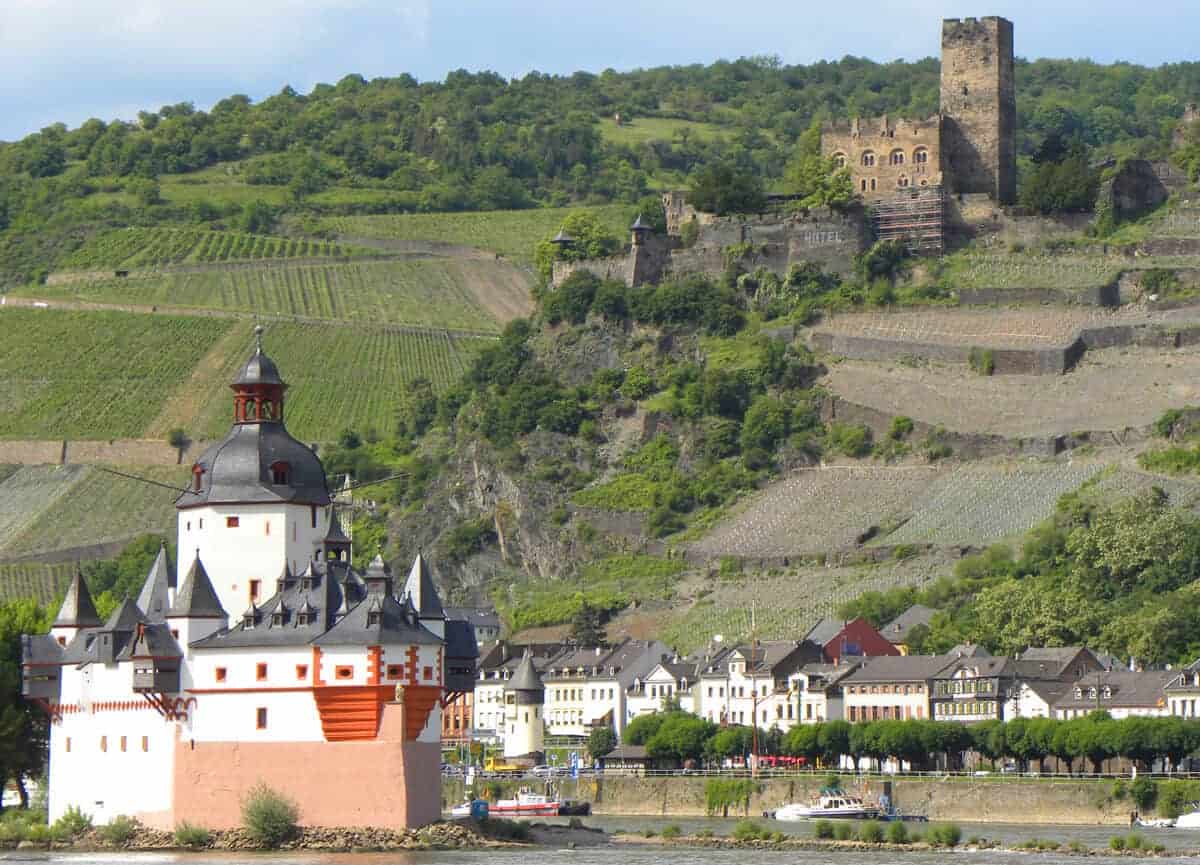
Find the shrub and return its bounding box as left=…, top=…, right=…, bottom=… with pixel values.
left=859, top=821, right=884, bottom=843
left=1130, top=777, right=1157, bottom=811
left=813, top=819, right=835, bottom=839
left=661, top=824, right=682, bottom=839
left=771, top=830, right=786, bottom=843
left=887, top=416, right=914, bottom=441
left=173, top=821, right=212, bottom=848
left=167, top=427, right=188, bottom=449
left=641, top=828, right=657, bottom=838
left=98, top=815, right=140, bottom=847
left=885, top=821, right=909, bottom=844
left=1111, top=779, right=1128, bottom=800
left=833, top=822, right=856, bottom=841
left=1126, top=832, right=1146, bottom=851
left=1110, top=835, right=1127, bottom=851
left=927, top=823, right=962, bottom=847
left=241, top=783, right=299, bottom=848
left=732, top=820, right=771, bottom=841
left=968, top=347, right=995, bottom=376
left=51, top=805, right=92, bottom=839
left=696, top=827, right=714, bottom=838
left=1068, top=840, right=1088, bottom=853
left=25, top=824, right=53, bottom=844
left=828, top=422, right=872, bottom=458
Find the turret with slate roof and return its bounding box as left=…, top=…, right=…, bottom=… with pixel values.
left=167, top=554, right=228, bottom=647
left=137, top=543, right=175, bottom=623
left=51, top=570, right=101, bottom=645
left=402, top=552, right=445, bottom=639
left=502, top=650, right=545, bottom=759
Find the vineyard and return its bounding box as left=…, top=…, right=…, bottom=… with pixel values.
left=0, top=465, right=184, bottom=559
left=0, top=465, right=90, bottom=552
left=938, top=250, right=1200, bottom=292
left=881, top=461, right=1107, bottom=547
left=59, top=227, right=373, bottom=270
left=690, top=466, right=944, bottom=557
left=25, top=259, right=514, bottom=331
left=0, top=562, right=77, bottom=605
left=0, top=309, right=233, bottom=439
left=187, top=320, right=491, bottom=441
left=321, top=204, right=633, bottom=262
left=658, top=555, right=948, bottom=652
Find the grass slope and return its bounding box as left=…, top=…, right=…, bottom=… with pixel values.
left=322, top=204, right=633, bottom=263
left=0, top=465, right=90, bottom=552
left=0, top=465, right=185, bottom=559
left=0, top=562, right=76, bottom=605
left=0, top=309, right=233, bottom=439
left=21, top=260, right=509, bottom=332
left=596, top=116, right=730, bottom=146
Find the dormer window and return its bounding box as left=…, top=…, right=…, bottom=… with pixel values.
left=1074, top=687, right=1082, bottom=699
left=367, top=609, right=382, bottom=626
left=271, top=461, right=291, bottom=486
left=1102, top=686, right=1112, bottom=699
left=272, top=611, right=285, bottom=626
left=297, top=612, right=312, bottom=626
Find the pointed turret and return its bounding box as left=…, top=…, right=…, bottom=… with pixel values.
left=104, top=597, right=146, bottom=633
left=403, top=552, right=445, bottom=620
left=320, top=506, right=352, bottom=564
left=136, top=542, right=175, bottom=623
left=506, top=649, right=544, bottom=694
left=167, top=554, right=227, bottom=621
left=51, top=570, right=101, bottom=643
left=503, top=649, right=545, bottom=759
left=364, top=553, right=394, bottom=596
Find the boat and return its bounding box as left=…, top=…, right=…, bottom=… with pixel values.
left=1137, top=816, right=1175, bottom=828
left=768, top=788, right=879, bottom=821
left=1174, top=810, right=1200, bottom=829
left=452, top=788, right=560, bottom=818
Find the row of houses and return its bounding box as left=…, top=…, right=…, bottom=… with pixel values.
left=453, top=606, right=1200, bottom=749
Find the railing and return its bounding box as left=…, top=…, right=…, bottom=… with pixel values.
left=468, top=766, right=1200, bottom=781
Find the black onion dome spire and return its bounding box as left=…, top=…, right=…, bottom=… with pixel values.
left=233, top=325, right=284, bottom=386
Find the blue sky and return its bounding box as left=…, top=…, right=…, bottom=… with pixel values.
left=1, top=0, right=1197, bottom=142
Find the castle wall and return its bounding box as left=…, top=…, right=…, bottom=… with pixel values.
left=940, top=16, right=1016, bottom=203
left=171, top=704, right=441, bottom=830
left=821, top=116, right=943, bottom=202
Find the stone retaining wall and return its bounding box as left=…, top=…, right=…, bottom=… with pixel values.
left=0, top=439, right=209, bottom=467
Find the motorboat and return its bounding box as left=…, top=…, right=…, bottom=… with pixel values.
left=452, top=788, right=560, bottom=818
left=1137, top=816, right=1175, bottom=828
left=1174, top=810, right=1200, bottom=829
left=769, top=789, right=879, bottom=821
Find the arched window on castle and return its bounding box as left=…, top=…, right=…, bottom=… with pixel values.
left=861, top=151, right=875, bottom=167
left=833, top=152, right=847, bottom=168
left=890, top=149, right=905, bottom=166
left=898, top=176, right=910, bottom=188
left=914, top=147, right=929, bottom=167
left=270, top=461, right=291, bottom=486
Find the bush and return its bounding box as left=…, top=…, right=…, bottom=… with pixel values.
left=167, top=427, right=188, bottom=448
left=885, top=820, right=909, bottom=844
left=661, top=824, right=682, bottom=839
left=1110, top=835, right=1127, bottom=851
left=833, top=822, right=856, bottom=841
left=828, top=422, right=872, bottom=458
left=732, top=820, right=771, bottom=841
left=968, top=347, right=995, bottom=376
left=1130, top=776, right=1157, bottom=811
left=51, top=805, right=92, bottom=839
left=813, top=819, right=835, bottom=839
left=696, top=827, right=714, bottom=838
left=98, top=815, right=140, bottom=847
left=241, top=783, right=299, bottom=848
left=173, top=821, right=212, bottom=848
left=887, top=416, right=914, bottom=441
left=25, top=824, right=53, bottom=844
left=859, top=821, right=884, bottom=843
left=927, top=823, right=962, bottom=847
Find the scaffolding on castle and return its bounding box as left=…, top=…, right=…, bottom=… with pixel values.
left=870, top=186, right=945, bottom=254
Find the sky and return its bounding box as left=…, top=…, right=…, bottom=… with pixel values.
left=1, top=0, right=1198, bottom=142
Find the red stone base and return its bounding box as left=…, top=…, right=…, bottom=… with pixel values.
left=154, top=704, right=440, bottom=830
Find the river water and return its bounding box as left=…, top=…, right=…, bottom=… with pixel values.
left=9, top=817, right=1200, bottom=865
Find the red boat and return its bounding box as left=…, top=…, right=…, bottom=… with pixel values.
left=451, top=788, right=560, bottom=818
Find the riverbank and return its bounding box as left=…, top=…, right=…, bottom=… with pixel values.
left=444, top=775, right=1147, bottom=825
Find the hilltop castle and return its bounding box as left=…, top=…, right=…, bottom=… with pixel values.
left=21, top=329, right=476, bottom=829
left=821, top=16, right=1016, bottom=206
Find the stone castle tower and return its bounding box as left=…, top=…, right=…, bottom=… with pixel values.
left=939, top=16, right=1016, bottom=204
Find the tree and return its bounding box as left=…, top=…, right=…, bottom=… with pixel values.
left=645, top=713, right=715, bottom=762
left=533, top=211, right=621, bottom=280
left=569, top=600, right=606, bottom=647
left=623, top=711, right=668, bottom=745
left=238, top=199, right=277, bottom=234
left=688, top=163, right=766, bottom=216
left=1019, top=145, right=1099, bottom=214
left=783, top=120, right=854, bottom=209
left=587, top=725, right=617, bottom=761
left=0, top=598, right=52, bottom=808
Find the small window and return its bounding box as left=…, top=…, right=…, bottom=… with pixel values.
left=249, top=579, right=261, bottom=602
left=833, top=152, right=846, bottom=168
left=335, top=665, right=354, bottom=680
left=226, top=516, right=239, bottom=528
left=296, top=664, right=308, bottom=680
left=141, top=736, right=148, bottom=752
left=65, top=737, right=71, bottom=753
left=57, top=636, right=66, bottom=647
left=890, top=149, right=905, bottom=165
left=271, top=461, right=291, bottom=486
left=423, top=665, right=433, bottom=681
left=170, top=629, right=179, bottom=639
left=861, top=151, right=875, bottom=167
left=215, top=667, right=227, bottom=683
left=265, top=521, right=271, bottom=536
left=199, top=518, right=204, bottom=529
left=861, top=179, right=867, bottom=192
left=100, top=736, right=107, bottom=753
left=256, top=663, right=268, bottom=681
left=311, top=505, right=318, bottom=529
left=870, top=178, right=877, bottom=191
left=914, top=148, right=929, bottom=164
left=120, top=736, right=127, bottom=752
left=256, top=707, right=268, bottom=730
left=367, top=609, right=382, bottom=626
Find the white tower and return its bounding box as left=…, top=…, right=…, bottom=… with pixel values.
left=503, top=650, right=545, bottom=760
left=175, top=326, right=332, bottom=621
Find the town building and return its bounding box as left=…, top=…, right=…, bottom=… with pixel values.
left=789, top=661, right=861, bottom=724
left=1053, top=670, right=1175, bottom=720
left=841, top=655, right=957, bottom=722
left=1166, top=660, right=1200, bottom=718
left=472, top=641, right=567, bottom=739
left=881, top=605, right=936, bottom=655
left=21, top=330, right=472, bottom=830
left=804, top=617, right=899, bottom=664
left=696, top=640, right=819, bottom=728
left=543, top=639, right=668, bottom=738
left=626, top=655, right=701, bottom=721
left=444, top=606, right=501, bottom=646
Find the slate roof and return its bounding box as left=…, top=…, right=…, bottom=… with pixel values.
left=21, top=633, right=64, bottom=667
left=402, top=553, right=444, bottom=619
left=843, top=654, right=957, bottom=684
left=1016, top=647, right=1101, bottom=680
left=805, top=618, right=846, bottom=647
left=167, top=555, right=227, bottom=620
left=882, top=605, right=936, bottom=643
left=589, top=639, right=670, bottom=687
left=130, top=623, right=183, bottom=660
left=602, top=744, right=649, bottom=761
left=234, top=333, right=283, bottom=386
left=1015, top=679, right=1074, bottom=706
left=61, top=597, right=145, bottom=665
left=507, top=650, right=544, bottom=691
left=323, top=508, right=351, bottom=545
left=933, top=655, right=1013, bottom=680
left=698, top=640, right=813, bottom=678
left=105, top=597, right=146, bottom=632
left=1053, top=670, right=1175, bottom=710
left=444, top=607, right=500, bottom=629
left=137, top=544, right=175, bottom=623
left=178, top=422, right=330, bottom=508
left=53, top=571, right=101, bottom=629
left=315, top=589, right=441, bottom=647
left=445, top=619, right=480, bottom=660
left=798, top=661, right=863, bottom=688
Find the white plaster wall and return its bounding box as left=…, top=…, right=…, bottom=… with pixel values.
left=844, top=687, right=930, bottom=720
left=502, top=699, right=543, bottom=757
left=50, top=709, right=175, bottom=825
left=192, top=691, right=324, bottom=742
left=473, top=682, right=505, bottom=734
left=191, top=646, right=314, bottom=690
left=177, top=503, right=326, bottom=620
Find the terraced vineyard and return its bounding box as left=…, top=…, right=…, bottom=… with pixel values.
left=690, top=466, right=943, bottom=557
left=938, top=251, right=1200, bottom=292
left=322, top=204, right=633, bottom=263
left=659, top=555, right=947, bottom=651
left=188, top=321, right=491, bottom=441
left=0, top=465, right=89, bottom=550
left=0, top=465, right=184, bottom=559
left=816, top=306, right=1124, bottom=348
left=0, top=309, right=233, bottom=439
left=25, top=260, right=515, bottom=332
left=59, top=227, right=372, bottom=270
left=0, top=562, right=76, bottom=605
left=881, top=461, right=1107, bottom=547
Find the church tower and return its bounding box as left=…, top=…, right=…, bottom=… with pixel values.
left=176, top=327, right=331, bottom=621
left=502, top=650, right=545, bottom=760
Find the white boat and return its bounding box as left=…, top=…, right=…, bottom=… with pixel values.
left=770, top=790, right=880, bottom=821
left=451, top=788, right=560, bottom=818
left=1137, top=817, right=1175, bottom=828
left=1174, top=811, right=1200, bottom=829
